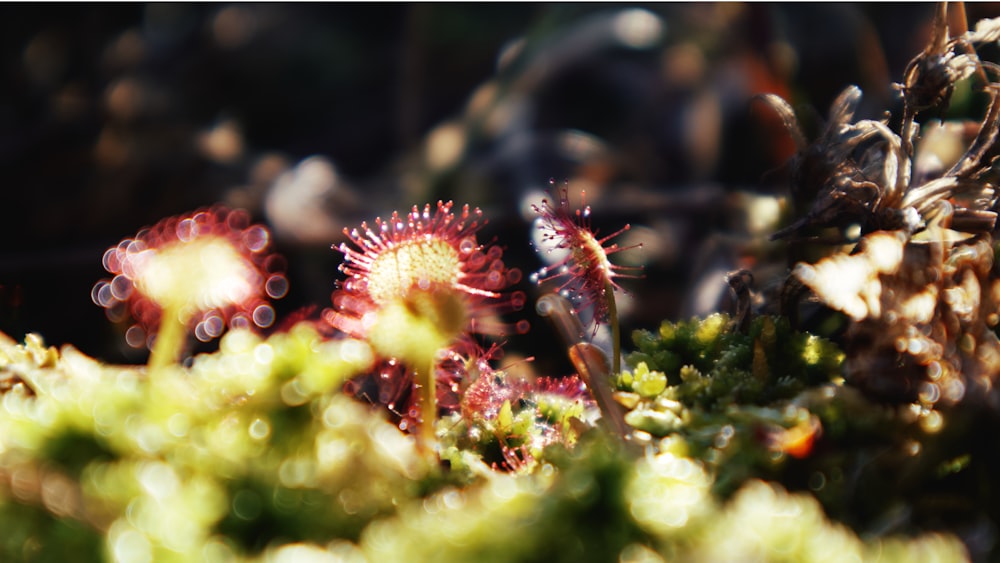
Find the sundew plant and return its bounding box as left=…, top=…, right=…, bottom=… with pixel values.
left=6, top=3, right=1000, bottom=562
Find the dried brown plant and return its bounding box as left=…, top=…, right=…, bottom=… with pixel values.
left=765, top=3, right=1000, bottom=406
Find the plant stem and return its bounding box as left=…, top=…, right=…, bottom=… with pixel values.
left=568, top=342, right=629, bottom=440
left=417, top=356, right=437, bottom=455
left=604, top=280, right=621, bottom=375
left=538, top=292, right=630, bottom=441
left=148, top=306, right=187, bottom=373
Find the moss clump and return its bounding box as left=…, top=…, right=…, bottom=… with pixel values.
left=618, top=314, right=846, bottom=498
left=0, top=329, right=441, bottom=562
left=625, top=314, right=844, bottom=409
left=0, top=323, right=972, bottom=562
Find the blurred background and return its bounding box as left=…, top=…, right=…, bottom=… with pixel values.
left=1, top=3, right=996, bottom=366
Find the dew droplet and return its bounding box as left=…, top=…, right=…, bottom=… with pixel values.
left=487, top=270, right=503, bottom=288
left=253, top=304, right=275, bottom=327
left=231, top=313, right=250, bottom=329
left=248, top=418, right=271, bottom=440
left=266, top=275, right=288, bottom=298
left=194, top=322, right=211, bottom=342
left=926, top=361, right=942, bottom=381
left=243, top=225, right=270, bottom=252
left=125, top=326, right=146, bottom=348
left=920, top=410, right=944, bottom=433
left=808, top=471, right=826, bottom=492
left=110, top=275, right=134, bottom=300
left=205, top=314, right=224, bottom=337
left=918, top=382, right=940, bottom=404
left=943, top=379, right=966, bottom=403
left=908, top=338, right=927, bottom=356
left=459, top=237, right=476, bottom=255
left=102, top=248, right=120, bottom=273
left=469, top=253, right=486, bottom=269
left=536, top=294, right=557, bottom=316
left=106, top=302, right=128, bottom=323
left=92, top=282, right=112, bottom=307
left=227, top=208, right=250, bottom=230
left=177, top=218, right=196, bottom=241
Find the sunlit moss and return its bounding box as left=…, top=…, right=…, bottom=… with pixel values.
left=0, top=329, right=436, bottom=561
left=362, top=432, right=643, bottom=563
left=692, top=480, right=968, bottom=562
left=625, top=314, right=843, bottom=409
left=0, top=492, right=103, bottom=563
left=626, top=451, right=713, bottom=541
left=622, top=362, right=668, bottom=399
left=0, top=322, right=977, bottom=562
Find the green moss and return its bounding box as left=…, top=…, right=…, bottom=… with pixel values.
left=0, top=317, right=975, bottom=563
left=362, top=432, right=649, bottom=563
left=625, top=314, right=843, bottom=410
left=39, top=430, right=115, bottom=480
left=0, top=495, right=103, bottom=563
left=0, top=311, right=976, bottom=563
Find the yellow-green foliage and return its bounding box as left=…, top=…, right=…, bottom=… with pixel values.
left=0, top=329, right=970, bottom=562
left=626, top=314, right=844, bottom=409
left=618, top=315, right=847, bottom=499
left=0, top=328, right=428, bottom=562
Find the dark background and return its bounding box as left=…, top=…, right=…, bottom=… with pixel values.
left=1, top=3, right=994, bottom=366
